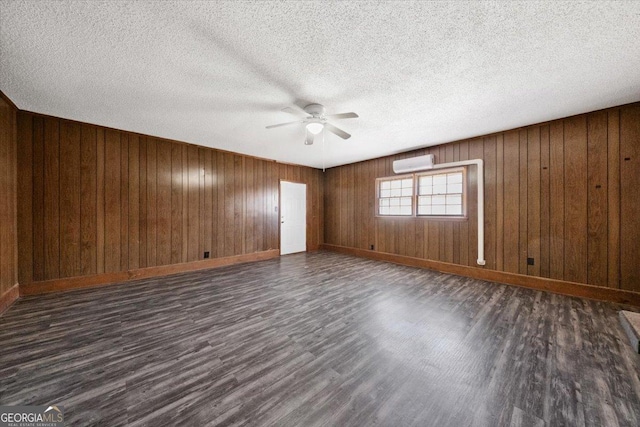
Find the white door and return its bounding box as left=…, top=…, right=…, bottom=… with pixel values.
left=280, top=181, right=306, bottom=255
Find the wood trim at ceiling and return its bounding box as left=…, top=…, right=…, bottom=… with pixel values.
left=20, top=249, right=280, bottom=296
left=320, top=244, right=640, bottom=307
left=0, top=284, right=19, bottom=315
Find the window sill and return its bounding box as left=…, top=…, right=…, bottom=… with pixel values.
left=375, top=215, right=468, bottom=221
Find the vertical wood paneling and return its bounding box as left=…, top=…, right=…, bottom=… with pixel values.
left=483, top=136, right=497, bottom=270
left=607, top=110, right=620, bottom=288
left=17, top=112, right=33, bottom=285
left=502, top=132, right=520, bottom=273
left=224, top=153, right=235, bottom=257
left=208, top=150, right=217, bottom=257
left=549, top=121, right=564, bottom=280
left=234, top=156, right=244, bottom=255
left=0, top=100, right=9, bottom=292
left=13, top=102, right=637, bottom=296
left=198, top=150, right=206, bottom=258
left=119, top=134, right=129, bottom=271
left=518, top=130, right=528, bottom=275
left=187, top=146, right=199, bottom=261
left=339, top=167, right=347, bottom=249
left=170, top=144, right=183, bottom=264
left=324, top=169, right=333, bottom=245
left=245, top=157, right=255, bottom=254
left=96, top=129, right=105, bottom=274
left=620, top=106, right=640, bottom=292
left=128, top=135, right=140, bottom=270
left=80, top=125, right=97, bottom=276
left=322, top=102, right=640, bottom=293
left=539, top=125, right=550, bottom=278
left=138, top=138, right=147, bottom=268
left=0, top=96, right=18, bottom=296
left=104, top=130, right=121, bottom=273
left=10, top=101, right=17, bottom=289
left=216, top=151, right=226, bottom=257
left=318, top=167, right=325, bottom=249
left=181, top=145, right=188, bottom=263
left=254, top=158, right=263, bottom=252
left=44, top=118, right=60, bottom=279
left=8, top=99, right=17, bottom=292
left=495, top=134, right=504, bottom=272
left=358, top=163, right=367, bottom=250
left=586, top=112, right=608, bottom=286
left=32, top=117, right=45, bottom=281
left=526, top=126, right=540, bottom=276
left=146, top=137, right=157, bottom=267
left=156, top=140, right=172, bottom=266
left=59, top=121, right=81, bottom=278
left=202, top=149, right=213, bottom=257
left=563, top=116, right=588, bottom=284
left=348, top=165, right=357, bottom=250
left=16, top=112, right=323, bottom=284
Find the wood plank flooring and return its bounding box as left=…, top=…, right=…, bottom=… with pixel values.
left=1, top=251, right=640, bottom=426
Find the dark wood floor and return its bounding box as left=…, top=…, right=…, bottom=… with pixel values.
left=1, top=251, right=639, bottom=426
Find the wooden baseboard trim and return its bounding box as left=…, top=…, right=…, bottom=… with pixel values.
left=320, top=244, right=640, bottom=307
left=0, top=284, right=20, bottom=315
left=20, top=250, right=280, bottom=296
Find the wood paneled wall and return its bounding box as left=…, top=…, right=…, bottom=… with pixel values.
left=324, top=103, right=640, bottom=293
left=0, top=95, right=18, bottom=304
left=17, top=112, right=324, bottom=285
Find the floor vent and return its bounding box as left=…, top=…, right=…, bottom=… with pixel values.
left=619, top=311, right=640, bottom=354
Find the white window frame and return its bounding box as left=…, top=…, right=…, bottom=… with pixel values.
left=375, top=174, right=415, bottom=217
left=415, top=167, right=467, bottom=219
left=375, top=167, right=467, bottom=219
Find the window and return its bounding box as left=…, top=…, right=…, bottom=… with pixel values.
left=377, top=176, right=414, bottom=216
left=375, top=168, right=466, bottom=218
left=417, top=168, right=465, bottom=217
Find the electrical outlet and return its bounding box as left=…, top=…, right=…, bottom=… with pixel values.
left=204, top=251, right=210, bottom=259
left=527, top=257, right=534, bottom=266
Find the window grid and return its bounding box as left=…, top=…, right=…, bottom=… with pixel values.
left=375, top=168, right=466, bottom=218
left=417, top=170, right=465, bottom=217
left=377, top=176, right=414, bottom=216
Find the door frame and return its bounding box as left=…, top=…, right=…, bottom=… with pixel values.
left=278, top=179, right=308, bottom=254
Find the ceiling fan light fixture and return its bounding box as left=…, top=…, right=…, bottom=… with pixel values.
left=306, top=122, right=324, bottom=135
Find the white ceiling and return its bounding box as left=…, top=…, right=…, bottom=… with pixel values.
left=1, top=1, right=639, bottom=169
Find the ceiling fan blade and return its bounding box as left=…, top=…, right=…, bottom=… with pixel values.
left=325, top=123, right=351, bottom=140
left=304, top=130, right=314, bottom=145
left=282, top=106, right=308, bottom=117
left=265, top=120, right=303, bottom=129
left=326, top=112, right=359, bottom=120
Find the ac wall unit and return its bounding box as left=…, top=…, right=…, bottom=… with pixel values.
left=393, top=154, right=435, bottom=174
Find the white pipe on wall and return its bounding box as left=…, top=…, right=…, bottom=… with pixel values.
left=428, top=159, right=485, bottom=266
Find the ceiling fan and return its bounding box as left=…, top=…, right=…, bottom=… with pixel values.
left=266, top=103, right=358, bottom=145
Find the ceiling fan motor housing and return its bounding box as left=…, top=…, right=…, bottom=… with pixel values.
left=304, top=103, right=326, bottom=117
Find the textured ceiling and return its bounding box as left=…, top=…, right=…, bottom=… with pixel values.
left=1, top=1, right=639, bottom=168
